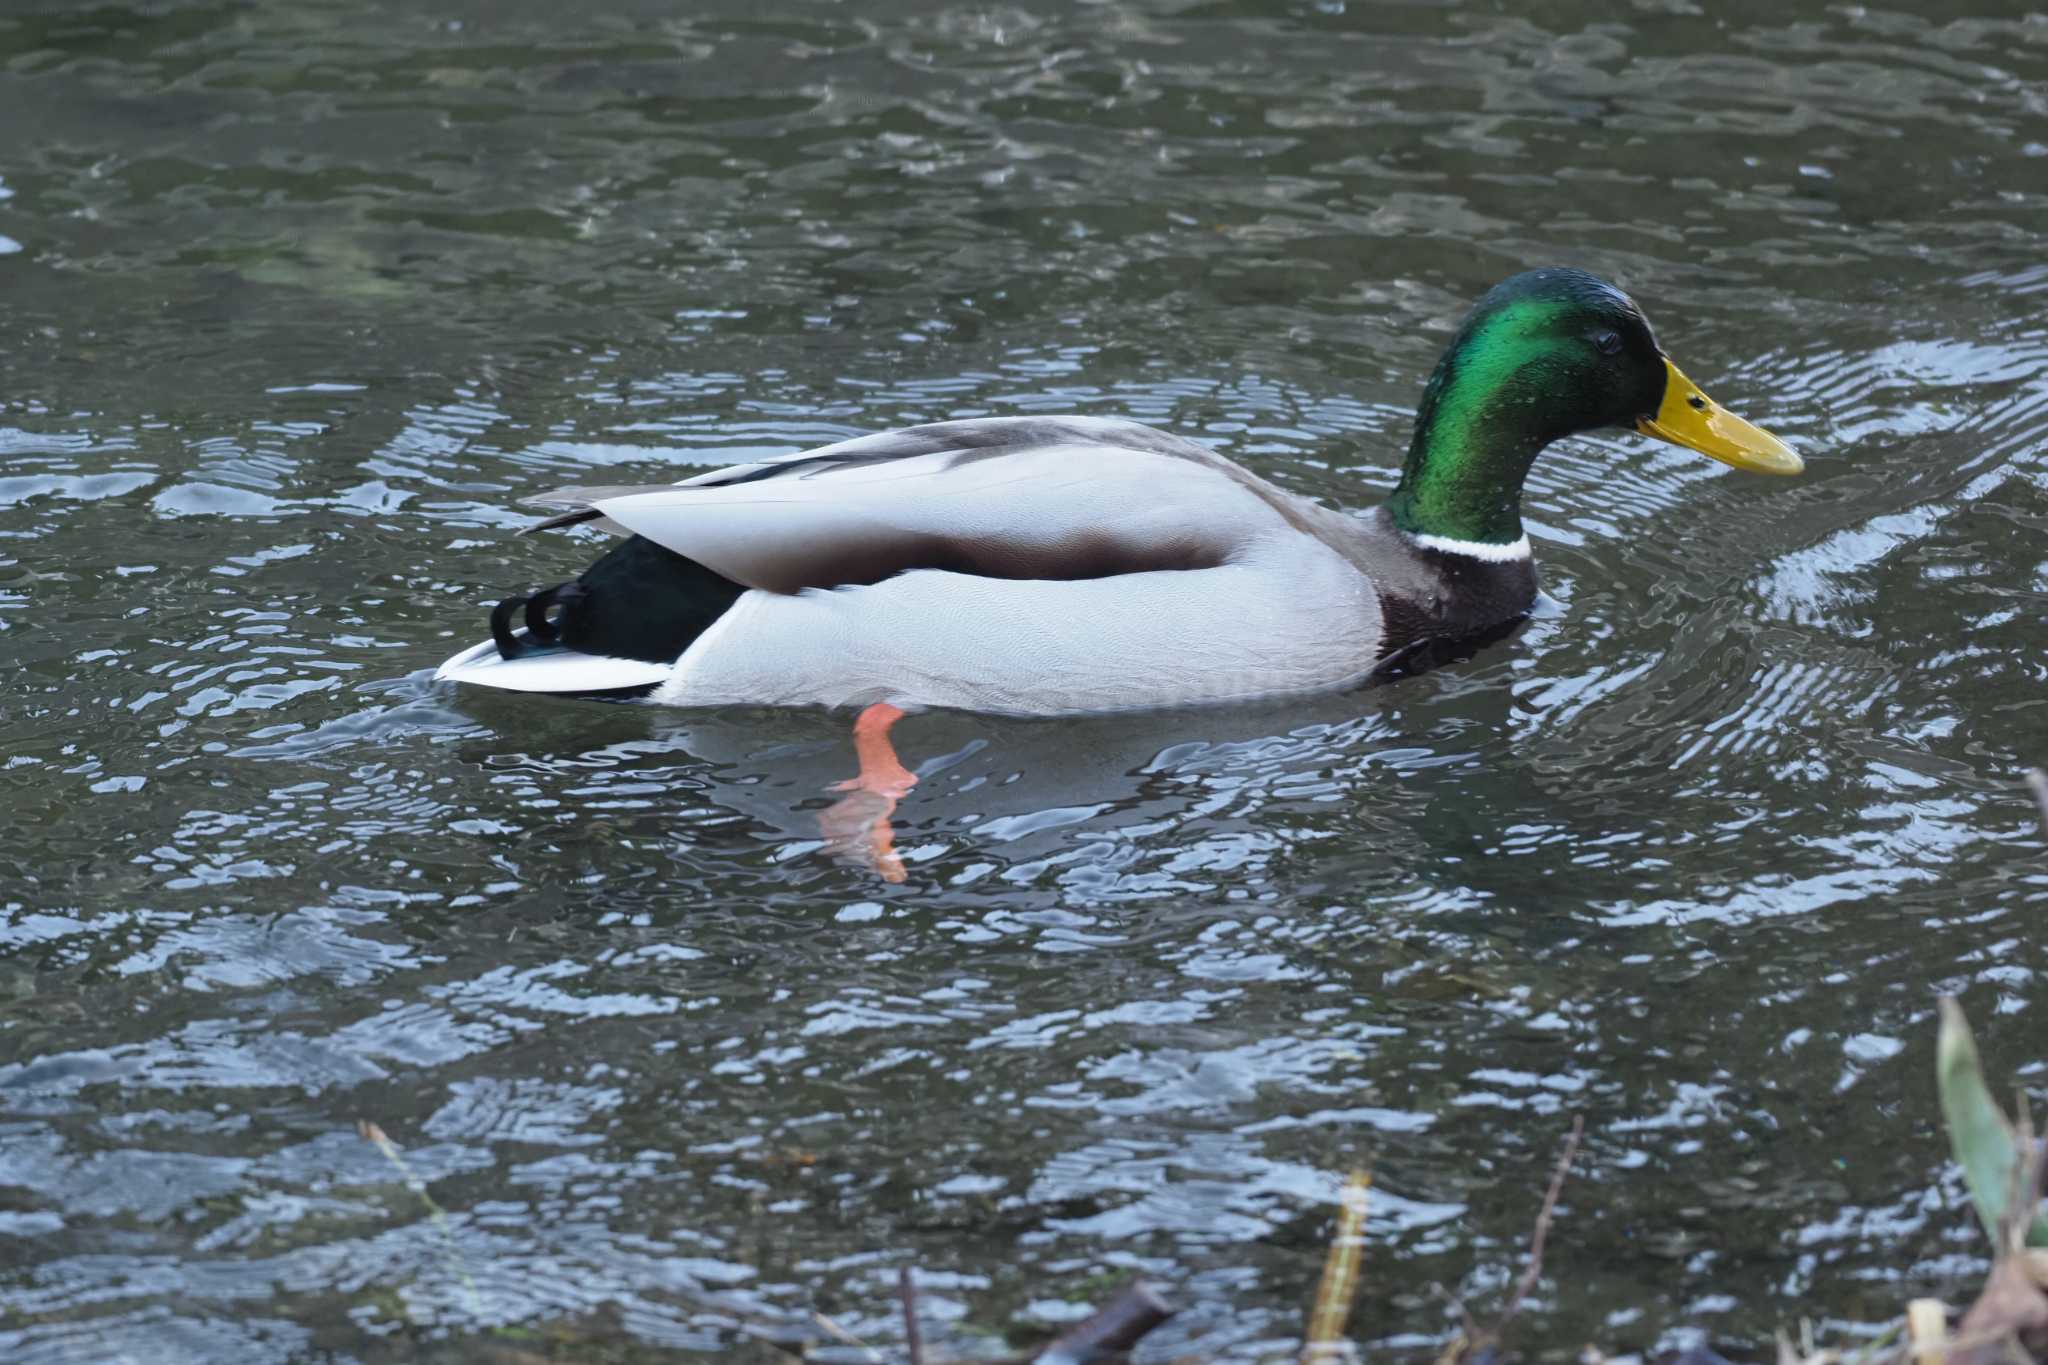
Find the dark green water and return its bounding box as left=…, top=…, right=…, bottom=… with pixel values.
left=3, top=1, right=2046, bottom=1360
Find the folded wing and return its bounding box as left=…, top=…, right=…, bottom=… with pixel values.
left=525, top=416, right=1302, bottom=591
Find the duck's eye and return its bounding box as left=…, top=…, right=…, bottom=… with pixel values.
left=1594, top=330, right=1623, bottom=356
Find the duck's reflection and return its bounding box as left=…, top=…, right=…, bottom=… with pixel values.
left=439, top=617, right=1531, bottom=888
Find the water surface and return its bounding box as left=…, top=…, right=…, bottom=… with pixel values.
left=3, top=1, right=2047, bottom=1360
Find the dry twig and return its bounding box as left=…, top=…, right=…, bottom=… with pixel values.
left=357, top=1119, right=481, bottom=1316
left=1032, top=1282, right=1175, bottom=1365
left=1434, top=1119, right=1587, bottom=1365
left=2006, top=1099, right=2046, bottom=1255
left=1499, top=1114, right=1586, bottom=1330
left=1431, top=1281, right=1481, bottom=1346
left=900, top=1265, right=926, bottom=1365
left=811, top=1311, right=884, bottom=1363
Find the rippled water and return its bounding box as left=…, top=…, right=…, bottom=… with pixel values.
left=3, top=1, right=2047, bottom=1359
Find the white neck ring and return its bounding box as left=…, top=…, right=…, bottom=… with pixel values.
left=1403, top=530, right=1533, bottom=563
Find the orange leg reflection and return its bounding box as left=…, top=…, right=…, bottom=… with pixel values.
left=818, top=702, right=917, bottom=882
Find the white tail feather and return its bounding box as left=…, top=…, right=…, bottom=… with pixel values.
left=435, top=637, right=672, bottom=693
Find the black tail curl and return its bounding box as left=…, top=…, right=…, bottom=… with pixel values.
left=483, top=534, right=746, bottom=667
left=490, top=581, right=588, bottom=659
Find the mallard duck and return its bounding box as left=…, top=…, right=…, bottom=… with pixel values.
left=437, top=268, right=1799, bottom=875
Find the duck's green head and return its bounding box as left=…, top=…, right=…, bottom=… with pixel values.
left=1387, top=267, right=1800, bottom=548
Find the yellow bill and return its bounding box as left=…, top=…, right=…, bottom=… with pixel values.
left=1637, top=357, right=1802, bottom=476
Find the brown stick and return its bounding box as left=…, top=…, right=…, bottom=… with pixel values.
left=899, top=1265, right=925, bottom=1365
left=1032, top=1282, right=1174, bottom=1365
left=1497, top=1114, right=1586, bottom=1330
left=2027, top=769, right=2048, bottom=842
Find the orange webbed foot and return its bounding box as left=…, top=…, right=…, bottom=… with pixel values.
left=818, top=703, right=917, bottom=882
